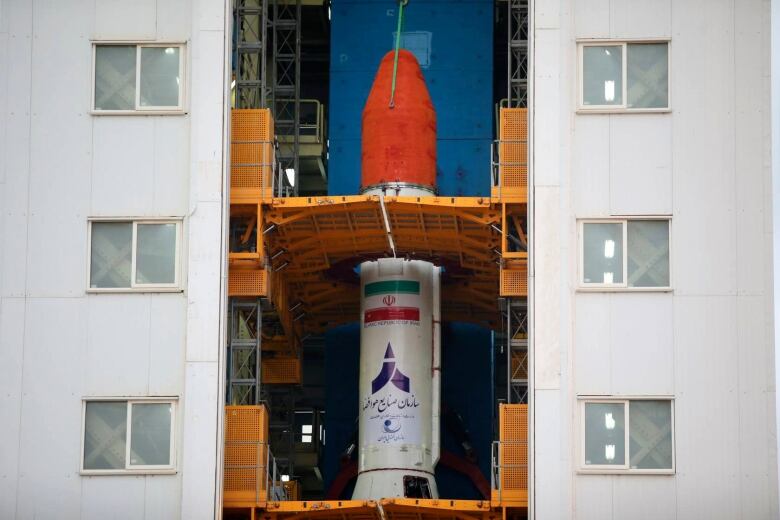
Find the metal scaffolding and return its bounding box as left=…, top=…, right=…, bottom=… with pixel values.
left=235, top=0, right=270, bottom=109
left=507, top=0, right=528, bottom=108
left=505, top=0, right=529, bottom=405
left=272, top=0, right=302, bottom=195
left=506, top=299, right=528, bottom=404
left=227, top=299, right=263, bottom=405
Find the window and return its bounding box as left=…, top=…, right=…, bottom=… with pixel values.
left=88, top=220, right=181, bottom=291
left=579, top=41, right=669, bottom=111
left=580, top=219, right=670, bottom=289
left=581, top=398, right=674, bottom=473
left=295, top=410, right=315, bottom=444
left=93, top=43, right=184, bottom=112
left=81, top=399, right=176, bottom=473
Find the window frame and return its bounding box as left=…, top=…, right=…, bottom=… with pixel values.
left=87, top=218, right=183, bottom=293
left=578, top=396, right=675, bottom=475
left=577, top=39, right=671, bottom=113
left=80, top=397, right=178, bottom=475
left=91, top=41, right=187, bottom=115
left=578, top=217, right=672, bottom=291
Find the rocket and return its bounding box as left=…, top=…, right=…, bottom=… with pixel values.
left=360, top=49, right=437, bottom=197
left=351, top=50, right=441, bottom=500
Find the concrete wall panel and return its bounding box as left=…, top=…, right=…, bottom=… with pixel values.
left=573, top=294, right=611, bottom=395
left=91, top=118, right=156, bottom=216
left=0, top=29, right=7, bottom=186
left=735, top=0, right=770, bottom=297
left=144, top=474, right=183, bottom=519
left=148, top=295, right=187, bottom=395
left=612, top=476, right=676, bottom=519
left=1, top=211, right=28, bottom=298
left=571, top=116, right=610, bottom=216
left=610, top=0, right=671, bottom=39
left=671, top=0, right=736, bottom=297
left=609, top=115, right=672, bottom=216
left=1, top=0, right=32, bottom=298
left=736, top=295, right=774, bottom=519
left=180, top=361, right=220, bottom=519
left=189, top=29, right=227, bottom=202
left=84, top=295, right=152, bottom=396
left=26, top=213, right=88, bottom=297
left=157, top=0, right=191, bottom=40
left=153, top=117, right=191, bottom=216
left=673, top=296, right=740, bottom=519
left=81, top=477, right=146, bottom=520
left=533, top=28, right=562, bottom=188
left=95, top=0, right=156, bottom=40
left=0, top=298, right=24, bottom=518
left=609, top=293, right=674, bottom=395
left=534, top=389, right=566, bottom=519
left=184, top=201, right=222, bottom=363
left=535, top=186, right=562, bottom=389
left=574, top=476, right=612, bottom=520
left=15, top=299, right=86, bottom=519
left=574, top=0, right=609, bottom=39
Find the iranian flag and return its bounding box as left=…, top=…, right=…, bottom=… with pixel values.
left=363, top=280, right=420, bottom=324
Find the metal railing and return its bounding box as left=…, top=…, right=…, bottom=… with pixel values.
left=490, top=139, right=528, bottom=192
left=490, top=440, right=529, bottom=502
left=490, top=138, right=528, bottom=186
left=224, top=440, right=289, bottom=503
left=276, top=99, right=325, bottom=144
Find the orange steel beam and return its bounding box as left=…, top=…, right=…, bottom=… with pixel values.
left=248, top=196, right=527, bottom=336
left=231, top=498, right=527, bottom=520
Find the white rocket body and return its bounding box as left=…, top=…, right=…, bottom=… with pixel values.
left=352, top=258, right=441, bottom=500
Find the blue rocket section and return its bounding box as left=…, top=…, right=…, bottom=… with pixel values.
left=328, top=0, right=493, bottom=196
left=323, top=322, right=493, bottom=499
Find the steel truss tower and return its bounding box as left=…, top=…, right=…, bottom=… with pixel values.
left=235, top=0, right=270, bottom=109
left=272, top=0, right=302, bottom=195
left=506, top=300, right=528, bottom=404
left=507, top=0, right=528, bottom=108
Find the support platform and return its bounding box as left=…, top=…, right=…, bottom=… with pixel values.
left=230, top=195, right=527, bottom=335
left=225, top=498, right=527, bottom=520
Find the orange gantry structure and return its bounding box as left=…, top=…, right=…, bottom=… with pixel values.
left=224, top=107, right=529, bottom=518
left=224, top=405, right=528, bottom=520
left=227, top=108, right=528, bottom=382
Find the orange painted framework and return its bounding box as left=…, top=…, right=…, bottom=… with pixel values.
left=224, top=109, right=529, bottom=516
left=228, top=109, right=528, bottom=374
left=224, top=405, right=529, bottom=519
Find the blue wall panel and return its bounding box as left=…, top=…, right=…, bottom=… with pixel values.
left=328, top=0, right=493, bottom=196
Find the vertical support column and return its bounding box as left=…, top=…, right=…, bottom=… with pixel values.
left=235, top=0, right=270, bottom=108
left=227, top=299, right=263, bottom=405
left=507, top=0, right=529, bottom=108
left=271, top=0, right=301, bottom=195
left=506, top=299, right=528, bottom=404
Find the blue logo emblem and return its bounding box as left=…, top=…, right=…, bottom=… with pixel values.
left=371, top=343, right=410, bottom=393
left=383, top=419, right=401, bottom=433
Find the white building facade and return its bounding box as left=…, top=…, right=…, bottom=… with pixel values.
left=0, top=0, right=779, bottom=519
left=532, top=0, right=779, bottom=518
left=0, top=0, right=231, bottom=518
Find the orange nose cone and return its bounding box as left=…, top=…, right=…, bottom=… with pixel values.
left=361, top=50, right=437, bottom=192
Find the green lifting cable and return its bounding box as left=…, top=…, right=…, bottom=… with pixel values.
left=389, top=0, right=409, bottom=108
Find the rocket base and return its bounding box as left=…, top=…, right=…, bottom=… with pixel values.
left=352, top=469, right=439, bottom=500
